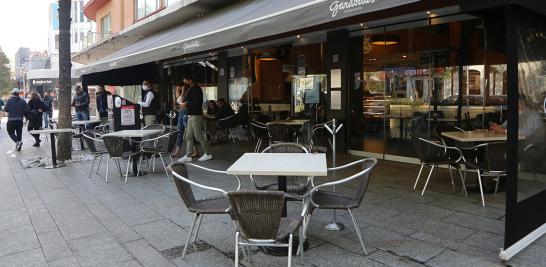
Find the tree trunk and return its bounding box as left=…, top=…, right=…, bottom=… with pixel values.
left=57, top=0, right=72, bottom=160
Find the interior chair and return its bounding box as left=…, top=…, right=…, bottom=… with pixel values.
left=228, top=190, right=303, bottom=266
left=249, top=143, right=311, bottom=197
left=411, top=134, right=468, bottom=196
left=268, top=124, right=296, bottom=143
left=137, top=131, right=178, bottom=177
left=82, top=131, right=108, bottom=178
left=217, top=114, right=240, bottom=143
left=302, top=158, right=378, bottom=256
left=464, top=142, right=506, bottom=206
left=102, top=136, right=139, bottom=183
left=249, top=120, right=270, bottom=152
left=170, top=162, right=241, bottom=259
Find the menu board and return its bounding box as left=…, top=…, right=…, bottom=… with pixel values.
left=330, top=69, right=342, bottom=88
left=331, top=90, right=341, bottom=110
left=120, top=105, right=136, bottom=126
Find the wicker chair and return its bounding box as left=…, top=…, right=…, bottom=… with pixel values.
left=464, top=142, right=506, bottom=206
left=102, top=136, right=139, bottom=183
left=250, top=120, right=270, bottom=152
left=228, top=190, right=303, bottom=266
left=82, top=131, right=108, bottom=178
left=137, top=131, right=178, bottom=177
left=302, top=158, right=378, bottom=256
left=170, top=162, right=241, bottom=259
left=249, top=143, right=311, bottom=197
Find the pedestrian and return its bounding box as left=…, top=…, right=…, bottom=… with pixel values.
left=0, top=96, right=4, bottom=129
left=96, top=85, right=111, bottom=124
left=137, top=80, right=159, bottom=126
left=42, top=91, right=54, bottom=129
left=72, top=86, right=90, bottom=120
left=3, top=88, right=29, bottom=151
left=177, top=76, right=212, bottom=162
left=27, top=91, right=47, bottom=147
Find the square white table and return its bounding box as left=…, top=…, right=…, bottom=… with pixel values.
left=29, top=128, right=75, bottom=168
left=441, top=130, right=507, bottom=142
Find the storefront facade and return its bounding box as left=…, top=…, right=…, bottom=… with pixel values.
left=76, top=0, right=546, bottom=260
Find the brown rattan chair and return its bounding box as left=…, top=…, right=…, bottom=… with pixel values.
left=249, top=143, right=311, bottom=197
left=137, top=131, right=178, bottom=177
left=102, top=136, right=140, bottom=183
left=228, top=190, right=304, bottom=266
left=82, top=131, right=108, bottom=178
left=302, top=158, right=378, bottom=256
left=170, top=162, right=241, bottom=260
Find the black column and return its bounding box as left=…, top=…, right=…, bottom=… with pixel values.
left=326, top=29, right=349, bottom=152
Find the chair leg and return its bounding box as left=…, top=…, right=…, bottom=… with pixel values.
left=235, top=232, right=240, bottom=266
left=348, top=209, right=367, bottom=256
left=159, top=154, right=169, bottom=178
left=494, top=176, right=500, bottom=194
left=96, top=155, right=103, bottom=175
left=287, top=234, right=293, bottom=267
left=421, top=165, right=436, bottom=196
left=89, top=155, right=97, bottom=178
left=477, top=171, right=486, bottom=207
left=182, top=214, right=199, bottom=260
left=448, top=165, right=455, bottom=188
left=115, top=159, right=123, bottom=177
left=297, top=226, right=304, bottom=260
left=105, top=156, right=110, bottom=183
left=125, top=156, right=131, bottom=183
left=137, top=154, right=143, bottom=177
left=458, top=167, right=468, bottom=197
left=191, top=214, right=203, bottom=244
left=413, top=163, right=425, bottom=190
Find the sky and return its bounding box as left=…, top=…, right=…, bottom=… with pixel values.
left=0, top=0, right=51, bottom=65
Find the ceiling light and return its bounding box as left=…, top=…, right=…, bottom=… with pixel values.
left=297, top=35, right=301, bottom=38
left=370, top=35, right=400, bottom=46
left=426, top=11, right=431, bottom=15
left=360, top=23, right=364, bottom=27
left=402, top=55, right=407, bottom=58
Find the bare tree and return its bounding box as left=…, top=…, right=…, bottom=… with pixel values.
left=57, top=0, right=72, bottom=160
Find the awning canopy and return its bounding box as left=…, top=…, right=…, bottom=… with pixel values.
left=77, top=0, right=419, bottom=76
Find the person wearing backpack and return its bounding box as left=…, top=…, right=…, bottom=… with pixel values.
left=4, top=88, right=29, bottom=151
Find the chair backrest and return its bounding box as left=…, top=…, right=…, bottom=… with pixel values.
left=170, top=163, right=197, bottom=209
left=228, top=190, right=284, bottom=241
left=352, top=158, right=377, bottom=204
left=218, top=115, right=236, bottom=129
left=82, top=131, right=103, bottom=153
left=250, top=120, right=269, bottom=139
left=484, top=142, right=506, bottom=172
left=410, top=134, right=444, bottom=163
left=102, top=136, right=126, bottom=157
left=142, top=124, right=165, bottom=138
left=268, top=124, right=294, bottom=143
left=262, top=142, right=308, bottom=153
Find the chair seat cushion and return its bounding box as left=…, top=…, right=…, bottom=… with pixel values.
left=311, top=190, right=359, bottom=210
left=257, top=182, right=308, bottom=195
left=276, top=217, right=303, bottom=241
left=190, top=197, right=230, bottom=214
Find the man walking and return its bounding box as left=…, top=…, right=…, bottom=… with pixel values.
left=96, top=85, right=111, bottom=124
left=42, top=91, right=54, bottom=128
left=137, top=80, right=158, bottom=126
left=72, top=86, right=90, bottom=120
left=177, top=76, right=212, bottom=162
left=4, top=88, right=29, bottom=151
left=0, top=96, right=4, bottom=129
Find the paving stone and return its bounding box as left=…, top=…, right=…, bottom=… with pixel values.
left=172, top=248, right=235, bottom=267
left=0, top=248, right=47, bottom=267
left=368, top=250, right=427, bottom=267
left=426, top=250, right=502, bottom=267
left=0, top=208, right=32, bottom=230
left=133, top=220, right=188, bottom=251
left=68, top=234, right=134, bottom=267
left=85, top=203, right=141, bottom=243
left=302, top=244, right=384, bottom=267
left=463, top=231, right=503, bottom=252
left=429, top=196, right=505, bottom=220
left=512, top=243, right=546, bottom=266
left=371, top=237, right=445, bottom=263
left=443, top=212, right=504, bottom=235
left=0, top=225, right=41, bottom=257
left=47, top=256, right=81, bottom=267
left=56, top=215, right=108, bottom=241
left=157, top=206, right=196, bottom=228
left=97, top=193, right=163, bottom=226
left=386, top=213, right=476, bottom=242
left=37, top=229, right=72, bottom=261
left=26, top=202, right=58, bottom=234
left=124, top=239, right=175, bottom=267
left=379, top=198, right=456, bottom=220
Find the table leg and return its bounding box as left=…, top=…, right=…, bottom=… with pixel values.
left=278, top=175, right=287, bottom=217
left=45, top=133, right=65, bottom=169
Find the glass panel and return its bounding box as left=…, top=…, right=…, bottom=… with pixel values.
left=228, top=54, right=251, bottom=114
left=136, top=0, right=146, bottom=19
left=516, top=22, right=546, bottom=202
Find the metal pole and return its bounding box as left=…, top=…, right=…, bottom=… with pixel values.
left=324, top=119, right=345, bottom=231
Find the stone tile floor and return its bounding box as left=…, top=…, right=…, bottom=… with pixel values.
left=0, top=128, right=545, bottom=267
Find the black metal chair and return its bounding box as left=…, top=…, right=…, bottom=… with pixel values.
left=464, top=142, right=506, bottom=206
left=249, top=120, right=270, bottom=152
left=249, top=143, right=311, bottom=197
left=170, top=162, right=241, bottom=259
left=102, top=136, right=139, bottom=183
left=411, top=134, right=468, bottom=196
left=138, top=131, right=178, bottom=177
left=82, top=131, right=108, bottom=178
left=268, top=124, right=296, bottom=143
left=302, top=158, right=378, bottom=256
left=228, top=190, right=303, bottom=266
left=217, top=114, right=240, bottom=143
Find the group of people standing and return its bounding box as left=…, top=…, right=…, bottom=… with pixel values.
left=3, top=88, right=54, bottom=151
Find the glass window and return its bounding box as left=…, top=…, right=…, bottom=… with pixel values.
left=79, top=1, right=84, bottom=22
left=54, top=34, right=59, bottom=50
left=135, top=0, right=162, bottom=20
left=101, top=13, right=111, bottom=39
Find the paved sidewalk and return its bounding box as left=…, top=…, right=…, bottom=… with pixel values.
left=0, top=127, right=544, bottom=267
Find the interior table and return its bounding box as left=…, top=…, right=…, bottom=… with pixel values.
left=102, top=129, right=163, bottom=176
left=227, top=152, right=327, bottom=256
left=29, top=128, right=75, bottom=169
left=441, top=130, right=507, bottom=142
left=267, top=119, right=310, bottom=126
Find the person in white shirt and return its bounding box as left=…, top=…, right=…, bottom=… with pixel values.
left=137, top=80, right=158, bottom=126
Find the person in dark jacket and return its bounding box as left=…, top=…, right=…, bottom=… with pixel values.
left=28, top=91, right=47, bottom=147
left=177, top=76, right=212, bottom=162
left=96, top=85, right=111, bottom=123
left=214, top=98, right=234, bottom=120
left=72, top=86, right=90, bottom=120
left=4, top=88, right=29, bottom=151
left=206, top=100, right=219, bottom=116
left=42, top=91, right=53, bottom=129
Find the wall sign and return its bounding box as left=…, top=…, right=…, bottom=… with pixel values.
left=120, top=105, right=136, bottom=126
left=330, top=69, right=342, bottom=88
left=331, top=90, right=342, bottom=110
